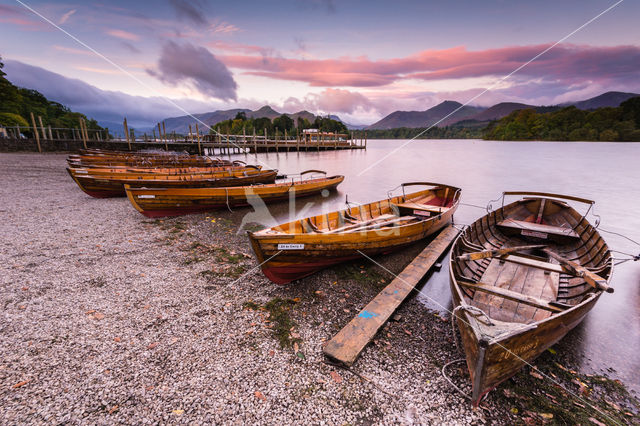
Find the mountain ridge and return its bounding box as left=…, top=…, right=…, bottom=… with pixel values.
left=366, top=91, right=639, bottom=130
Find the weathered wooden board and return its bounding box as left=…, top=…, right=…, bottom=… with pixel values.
left=322, top=225, right=460, bottom=366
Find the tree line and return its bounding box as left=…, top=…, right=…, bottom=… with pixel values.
left=484, top=98, right=640, bottom=141
left=211, top=111, right=348, bottom=136
left=365, top=125, right=484, bottom=139
left=0, top=56, right=104, bottom=136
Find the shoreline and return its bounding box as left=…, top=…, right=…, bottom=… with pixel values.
left=1, top=153, right=637, bottom=423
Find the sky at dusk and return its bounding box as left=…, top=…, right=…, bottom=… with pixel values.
left=1, top=0, right=639, bottom=126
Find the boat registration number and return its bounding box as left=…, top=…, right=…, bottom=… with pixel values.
left=137, top=195, right=156, bottom=199
left=413, top=209, right=431, bottom=217
left=278, top=243, right=305, bottom=250
left=522, top=229, right=547, bottom=239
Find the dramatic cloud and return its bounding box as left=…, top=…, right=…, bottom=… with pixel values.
left=3, top=60, right=224, bottom=130
left=106, top=29, right=140, bottom=41
left=221, top=44, right=640, bottom=90
left=169, top=0, right=208, bottom=26
left=280, top=89, right=375, bottom=117
left=148, top=41, right=238, bottom=101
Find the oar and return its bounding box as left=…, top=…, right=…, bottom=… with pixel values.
left=543, top=248, right=614, bottom=293
left=457, top=244, right=546, bottom=261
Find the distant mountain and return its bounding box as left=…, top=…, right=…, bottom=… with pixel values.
left=158, top=106, right=352, bottom=134
left=563, top=91, right=640, bottom=110
left=367, top=101, right=484, bottom=130
left=147, top=91, right=640, bottom=135
left=464, top=102, right=536, bottom=122
left=160, top=109, right=250, bottom=134
left=367, top=91, right=640, bottom=131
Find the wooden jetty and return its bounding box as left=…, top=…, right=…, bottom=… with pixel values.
left=200, top=129, right=366, bottom=154
left=322, top=225, right=460, bottom=366
left=0, top=119, right=367, bottom=154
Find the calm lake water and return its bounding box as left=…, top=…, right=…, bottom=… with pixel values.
left=217, top=139, right=640, bottom=392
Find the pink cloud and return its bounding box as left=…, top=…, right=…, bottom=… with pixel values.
left=106, top=29, right=140, bottom=41
left=220, top=44, right=640, bottom=89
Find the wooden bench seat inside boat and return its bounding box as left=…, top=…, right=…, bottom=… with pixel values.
left=497, top=218, right=579, bottom=239
left=392, top=202, right=447, bottom=214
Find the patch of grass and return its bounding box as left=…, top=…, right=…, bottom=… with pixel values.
left=335, top=263, right=386, bottom=287
left=219, top=265, right=247, bottom=278
left=264, top=298, right=300, bottom=348
left=242, top=300, right=261, bottom=310
left=497, top=352, right=639, bottom=424
left=214, top=247, right=243, bottom=264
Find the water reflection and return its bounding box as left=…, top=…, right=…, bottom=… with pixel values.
left=221, top=139, right=640, bottom=392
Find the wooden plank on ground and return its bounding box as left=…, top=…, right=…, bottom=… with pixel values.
left=322, top=225, right=460, bottom=366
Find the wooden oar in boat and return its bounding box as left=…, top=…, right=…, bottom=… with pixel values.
left=543, top=248, right=613, bottom=293
left=456, top=244, right=546, bottom=261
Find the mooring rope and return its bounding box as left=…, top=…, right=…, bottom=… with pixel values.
left=441, top=359, right=472, bottom=400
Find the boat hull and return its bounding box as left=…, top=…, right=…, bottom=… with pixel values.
left=448, top=194, right=612, bottom=405
left=69, top=169, right=277, bottom=198
left=249, top=185, right=459, bottom=284
left=124, top=176, right=344, bottom=218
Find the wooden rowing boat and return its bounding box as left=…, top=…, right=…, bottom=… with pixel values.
left=248, top=182, right=461, bottom=284
left=124, top=171, right=345, bottom=218
left=67, top=158, right=242, bottom=169
left=449, top=192, right=613, bottom=406
left=66, top=164, right=257, bottom=175
left=68, top=168, right=278, bottom=198
left=67, top=149, right=233, bottom=168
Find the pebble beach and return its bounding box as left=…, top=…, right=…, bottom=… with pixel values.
left=1, top=153, right=637, bottom=424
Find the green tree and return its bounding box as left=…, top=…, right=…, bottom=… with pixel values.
left=0, top=112, right=29, bottom=127
left=273, top=114, right=294, bottom=132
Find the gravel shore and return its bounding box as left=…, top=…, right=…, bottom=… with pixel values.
left=1, top=153, right=636, bottom=424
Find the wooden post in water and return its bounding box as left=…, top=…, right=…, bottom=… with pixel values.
left=296, top=127, right=300, bottom=151
left=243, top=126, right=246, bottom=144
left=275, top=129, right=279, bottom=153
left=30, top=112, right=42, bottom=153
left=253, top=128, right=257, bottom=153
left=365, top=131, right=367, bottom=149
left=263, top=128, right=267, bottom=154
left=157, top=123, right=163, bottom=150
left=188, top=124, right=193, bottom=145
left=79, top=118, right=88, bottom=149
left=123, top=118, right=131, bottom=150
left=37, top=116, right=46, bottom=141
left=284, top=129, right=288, bottom=152
left=162, top=121, right=168, bottom=150
left=195, top=123, right=202, bottom=155
left=47, top=126, right=53, bottom=140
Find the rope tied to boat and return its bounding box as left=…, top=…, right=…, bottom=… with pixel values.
left=450, top=305, right=494, bottom=352
left=224, top=188, right=233, bottom=212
